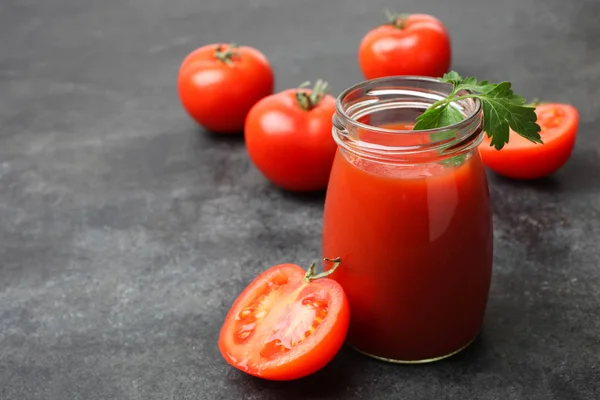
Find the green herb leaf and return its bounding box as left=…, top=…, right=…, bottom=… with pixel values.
left=415, top=71, right=542, bottom=150
left=413, top=102, right=463, bottom=141
left=440, top=71, right=463, bottom=85
left=478, top=82, right=542, bottom=150
left=414, top=103, right=463, bottom=130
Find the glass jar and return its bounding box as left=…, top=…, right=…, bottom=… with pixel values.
left=322, top=76, right=493, bottom=363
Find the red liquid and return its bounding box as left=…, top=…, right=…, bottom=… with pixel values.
left=322, top=123, right=493, bottom=361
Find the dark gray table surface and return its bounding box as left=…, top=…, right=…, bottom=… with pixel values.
left=1, top=0, right=599, bottom=399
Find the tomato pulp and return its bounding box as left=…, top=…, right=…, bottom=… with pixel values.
left=322, top=123, right=493, bottom=362
left=218, top=263, right=350, bottom=380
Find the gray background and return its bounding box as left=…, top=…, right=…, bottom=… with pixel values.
left=1, top=0, right=599, bottom=399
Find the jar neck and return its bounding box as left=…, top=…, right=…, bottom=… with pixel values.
left=333, top=76, right=483, bottom=164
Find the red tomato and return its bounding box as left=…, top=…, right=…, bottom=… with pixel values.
left=358, top=13, right=451, bottom=79
left=244, top=80, right=337, bottom=192
left=218, top=260, right=349, bottom=380
left=177, top=43, right=274, bottom=134
left=479, top=103, right=579, bottom=180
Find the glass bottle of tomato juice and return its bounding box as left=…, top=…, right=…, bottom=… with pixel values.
left=322, top=77, right=493, bottom=363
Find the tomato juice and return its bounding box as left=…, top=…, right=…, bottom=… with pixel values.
left=322, top=121, right=493, bottom=362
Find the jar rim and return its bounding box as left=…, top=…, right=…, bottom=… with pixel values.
left=333, top=75, right=484, bottom=161
left=335, top=75, right=482, bottom=136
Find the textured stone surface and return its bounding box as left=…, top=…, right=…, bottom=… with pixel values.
left=1, top=0, right=599, bottom=399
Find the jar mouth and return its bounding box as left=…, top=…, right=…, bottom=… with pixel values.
left=333, top=76, right=483, bottom=160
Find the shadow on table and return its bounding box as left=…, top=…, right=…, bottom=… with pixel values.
left=279, top=187, right=327, bottom=205
left=199, top=127, right=246, bottom=143
left=237, top=345, right=364, bottom=399
left=231, top=334, right=496, bottom=399
left=487, top=172, right=563, bottom=193
left=486, top=132, right=600, bottom=195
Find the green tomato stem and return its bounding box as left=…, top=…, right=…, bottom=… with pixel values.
left=304, top=257, right=342, bottom=282
left=384, top=9, right=409, bottom=29
left=295, top=79, right=330, bottom=111
left=215, top=43, right=239, bottom=66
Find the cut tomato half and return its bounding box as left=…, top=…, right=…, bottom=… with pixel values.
left=479, top=103, right=579, bottom=180
left=218, top=260, right=349, bottom=380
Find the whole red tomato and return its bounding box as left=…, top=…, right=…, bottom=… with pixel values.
left=358, top=12, right=451, bottom=79
left=178, top=43, right=274, bottom=134
left=244, top=80, right=337, bottom=192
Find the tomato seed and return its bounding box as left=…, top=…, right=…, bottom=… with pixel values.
left=260, top=339, right=292, bottom=358
left=237, top=308, right=252, bottom=320
left=302, top=297, right=314, bottom=306
left=238, top=330, right=251, bottom=340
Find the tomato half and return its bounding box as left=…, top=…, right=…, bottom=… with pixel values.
left=218, top=261, right=349, bottom=380
left=244, top=80, right=337, bottom=192
left=178, top=43, right=274, bottom=134
left=479, top=103, right=579, bottom=180
left=358, top=13, right=451, bottom=79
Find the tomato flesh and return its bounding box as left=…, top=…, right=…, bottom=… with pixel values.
left=479, top=103, right=579, bottom=179
left=219, top=264, right=349, bottom=380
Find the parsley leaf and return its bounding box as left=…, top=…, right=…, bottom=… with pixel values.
left=414, top=103, right=463, bottom=130
left=414, top=71, right=542, bottom=150
left=414, top=102, right=464, bottom=141
left=440, top=71, right=463, bottom=85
